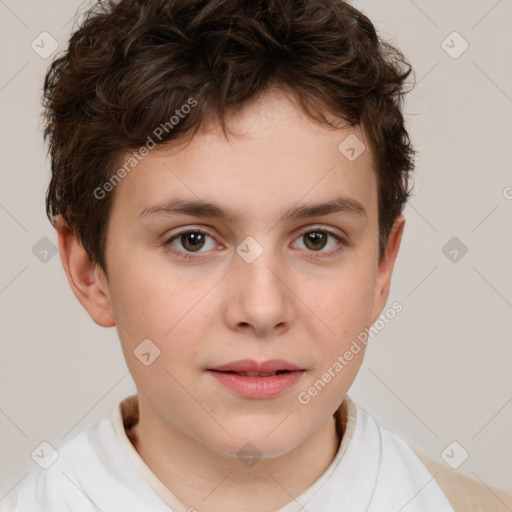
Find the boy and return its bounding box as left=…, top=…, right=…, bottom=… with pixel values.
left=5, top=0, right=502, bottom=510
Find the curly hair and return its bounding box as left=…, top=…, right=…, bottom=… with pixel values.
left=43, top=0, right=415, bottom=272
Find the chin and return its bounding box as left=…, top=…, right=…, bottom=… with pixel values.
left=199, top=421, right=304, bottom=461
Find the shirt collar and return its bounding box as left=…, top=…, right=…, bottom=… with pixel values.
left=111, top=393, right=358, bottom=511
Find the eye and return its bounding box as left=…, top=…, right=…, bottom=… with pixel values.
left=293, top=228, right=345, bottom=255
left=163, top=229, right=218, bottom=258
left=162, top=227, right=346, bottom=260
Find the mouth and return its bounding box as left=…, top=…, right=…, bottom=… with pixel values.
left=206, top=359, right=305, bottom=398
left=208, top=358, right=304, bottom=374
left=210, top=370, right=294, bottom=377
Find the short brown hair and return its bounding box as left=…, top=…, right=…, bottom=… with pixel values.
left=43, top=0, right=415, bottom=272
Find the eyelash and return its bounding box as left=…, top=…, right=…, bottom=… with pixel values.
left=162, top=227, right=347, bottom=261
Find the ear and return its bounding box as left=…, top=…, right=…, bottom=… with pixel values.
left=55, top=215, right=115, bottom=327
left=369, top=215, right=405, bottom=324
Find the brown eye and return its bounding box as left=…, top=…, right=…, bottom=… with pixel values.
left=294, top=228, right=345, bottom=255
left=179, top=232, right=206, bottom=252
left=303, top=231, right=328, bottom=251
left=163, top=229, right=216, bottom=257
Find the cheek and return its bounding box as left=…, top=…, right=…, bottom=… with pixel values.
left=107, top=257, right=215, bottom=370
left=108, top=254, right=198, bottom=335
left=307, top=260, right=376, bottom=338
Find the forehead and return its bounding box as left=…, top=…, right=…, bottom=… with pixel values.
left=109, top=90, right=377, bottom=225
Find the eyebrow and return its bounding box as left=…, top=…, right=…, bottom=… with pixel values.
left=137, top=196, right=367, bottom=223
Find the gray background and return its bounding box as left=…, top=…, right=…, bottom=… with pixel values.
left=1, top=0, right=511, bottom=501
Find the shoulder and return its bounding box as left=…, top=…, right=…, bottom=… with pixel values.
left=349, top=402, right=512, bottom=512
left=412, top=447, right=512, bottom=512
left=338, top=400, right=454, bottom=511
left=1, top=418, right=113, bottom=512
left=2, top=416, right=171, bottom=512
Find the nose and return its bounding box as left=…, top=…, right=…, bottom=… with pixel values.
left=223, top=244, right=295, bottom=337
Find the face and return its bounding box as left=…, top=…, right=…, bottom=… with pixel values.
left=63, top=90, right=403, bottom=459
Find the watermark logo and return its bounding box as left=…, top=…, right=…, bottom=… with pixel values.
left=441, top=441, right=469, bottom=469
left=236, top=236, right=264, bottom=264
left=442, top=236, right=468, bottom=263
left=31, top=32, right=58, bottom=59
left=338, top=134, right=366, bottom=161
left=441, top=31, right=469, bottom=60
left=31, top=441, right=59, bottom=469
left=32, top=237, right=58, bottom=263
left=134, top=338, right=161, bottom=366
left=237, top=442, right=262, bottom=468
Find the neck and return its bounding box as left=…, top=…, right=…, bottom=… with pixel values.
left=129, top=400, right=342, bottom=512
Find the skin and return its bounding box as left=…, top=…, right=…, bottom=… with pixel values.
left=56, top=89, right=404, bottom=512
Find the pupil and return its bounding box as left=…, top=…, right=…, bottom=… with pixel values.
left=305, top=231, right=326, bottom=251
left=183, top=232, right=205, bottom=251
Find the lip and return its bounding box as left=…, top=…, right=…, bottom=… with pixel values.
left=207, top=359, right=305, bottom=399
left=208, top=358, right=303, bottom=373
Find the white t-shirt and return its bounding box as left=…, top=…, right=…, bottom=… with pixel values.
left=2, top=394, right=454, bottom=511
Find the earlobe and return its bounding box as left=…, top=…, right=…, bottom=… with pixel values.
left=55, top=215, right=116, bottom=328
left=369, top=215, right=405, bottom=325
